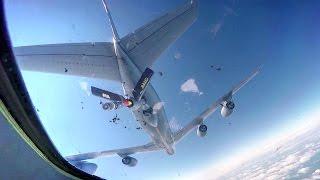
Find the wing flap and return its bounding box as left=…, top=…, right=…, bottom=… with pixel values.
left=13, top=42, right=121, bottom=81
left=120, top=0, right=198, bottom=71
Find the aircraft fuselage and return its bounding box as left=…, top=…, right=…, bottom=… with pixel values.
left=113, top=40, right=175, bottom=155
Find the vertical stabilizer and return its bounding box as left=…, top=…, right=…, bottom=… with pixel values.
left=101, top=0, right=120, bottom=42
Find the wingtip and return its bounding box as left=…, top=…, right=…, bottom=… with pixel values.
left=255, top=64, right=264, bottom=73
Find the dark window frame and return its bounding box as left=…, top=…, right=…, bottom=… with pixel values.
left=0, top=1, right=102, bottom=179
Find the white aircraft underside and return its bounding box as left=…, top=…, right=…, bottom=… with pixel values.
left=13, top=0, right=260, bottom=170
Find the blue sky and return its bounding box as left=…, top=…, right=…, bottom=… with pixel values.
left=4, top=0, right=320, bottom=179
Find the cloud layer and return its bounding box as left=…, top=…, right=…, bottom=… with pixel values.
left=222, top=132, right=320, bottom=180
left=178, top=112, right=320, bottom=180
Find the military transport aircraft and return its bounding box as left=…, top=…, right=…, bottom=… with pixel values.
left=13, top=0, right=260, bottom=168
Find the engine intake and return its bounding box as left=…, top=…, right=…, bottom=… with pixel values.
left=70, top=161, right=98, bottom=175
left=226, top=101, right=235, bottom=109
left=221, top=101, right=235, bottom=117
left=197, top=124, right=207, bottom=137
left=122, top=156, right=138, bottom=167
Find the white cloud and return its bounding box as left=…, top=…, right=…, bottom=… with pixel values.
left=305, top=143, right=315, bottom=148
left=177, top=111, right=320, bottom=180
left=180, top=78, right=203, bottom=95
left=299, top=149, right=316, bottom=163
left=265, top=174, right=281, bottom=180
left=313, top=169, right=320, bottom=175
left=79, top=81, right=91, bottom=96
left=278, top=163, right=299, bottom=174
left=280, top=154, right=299, bottom=166
left=266, top=166, right=280, bottom=175
left=297, top=167, right=311, bottom=174
left=312, top=175, right=320, bottom=180
left=233, top=146, right=318, bottom=179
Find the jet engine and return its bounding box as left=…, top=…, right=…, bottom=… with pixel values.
left=70, top=161, right=98, bottom=175
left=221, top=101, right=235, bottom=118
left=122, top=156, right=138, bottom=167
left=197, top=124, right=207, bottom=137
left=102, top=102, right=119, bottom=110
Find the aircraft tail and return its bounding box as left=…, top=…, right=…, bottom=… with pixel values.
left=101, top=0, right=120, bottom=42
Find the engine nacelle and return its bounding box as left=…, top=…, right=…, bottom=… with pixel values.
left=197, top=124, right=207, bottom=137
left=221, top=101, right=235, bottom=118
left=71, top=161, right=98, bottom=175
left=102, top=102, right=119, bottom=110
left=122, top=156, right=138, bottom=167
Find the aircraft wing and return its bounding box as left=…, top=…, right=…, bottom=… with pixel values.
left=65, top=142, right=161, bottom=162
left=173, top=68, right=260, bottom=143
left=120, top=0, right=198, bottom=71
left=13, top=42, right=121, bottom=81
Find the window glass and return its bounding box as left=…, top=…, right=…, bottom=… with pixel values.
left=5, top=0, right=320, bottom=179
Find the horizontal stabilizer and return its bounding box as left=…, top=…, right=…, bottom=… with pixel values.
left=13, top=43, right=120, bottom=81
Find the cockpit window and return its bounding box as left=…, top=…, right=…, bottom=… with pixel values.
left=4, top=0, right=320, bottom=179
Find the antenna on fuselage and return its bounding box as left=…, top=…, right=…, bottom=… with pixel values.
left=101, top=0, right=120, bottom=42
